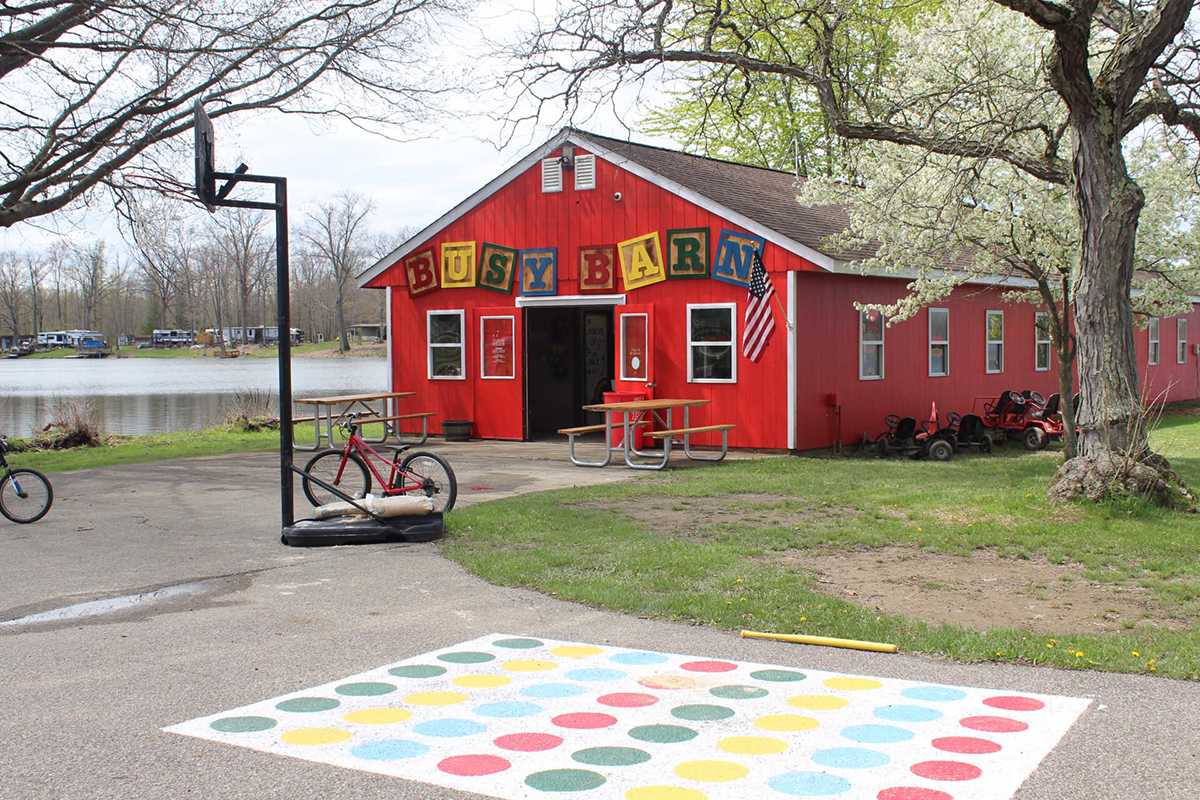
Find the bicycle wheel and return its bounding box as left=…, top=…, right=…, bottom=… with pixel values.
left=398, top=451, right=457, bottom=513
left=0, top=468, right=53, bottom=523
left=302, top=450, right=371, bottom=508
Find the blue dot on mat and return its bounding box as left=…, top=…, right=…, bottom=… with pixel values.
left=473, top=701, right=544, bottom=718
left=811, top=747, right=890, bottom=769
left=350, top=739, right=430, bottom=761
left=411, top=718, right=487, bottom=738
left=901, top=686, right=968, bottom=702
left=609, top=652, right=670, bottom=665
left=565, top=668, right=627, bottom=682
left=768, top=771, right=852, bottom=796
left=521, top=683, right=589, bottom=699
left=873, top=704, right=944, bottom=723
left=840, top=724, right=914, bottom=744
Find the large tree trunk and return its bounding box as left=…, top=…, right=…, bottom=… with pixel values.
left=335, top=282, right=347, bottom=353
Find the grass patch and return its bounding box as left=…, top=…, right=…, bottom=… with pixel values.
left=443, top=414, right=1200, bottom=680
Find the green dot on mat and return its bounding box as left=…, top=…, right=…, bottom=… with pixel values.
left=628, top=724, right=698, bottom=744
left=494, top=638, right=544, bottom=649
left=210, top=716, right=276, bottom=733
left=750, top=669, right=807, bottom=682
left=275, top=697, right=340, bottom=713
left=437, top=651, right=496, bottom=664
left=335, top=682, right=396, bottom=696
left=525, top=769, right=607, bottom=792
left=572, top=747, right=652, bottom=767
left=671, top=704, right=736, bottom=721
left=389, top=665, right=448, bottom=678
left=711, top=685, right=770, bottom=700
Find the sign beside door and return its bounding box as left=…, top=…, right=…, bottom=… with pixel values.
left=480, top=315, right=515, bottom=379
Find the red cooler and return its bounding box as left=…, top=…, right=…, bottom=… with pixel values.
left=603, top=390, right=647, bottom=451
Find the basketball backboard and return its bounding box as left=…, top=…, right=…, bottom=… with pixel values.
left=193, top=100, right=216, bottom=212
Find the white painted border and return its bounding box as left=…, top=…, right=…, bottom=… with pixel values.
left=619, top=312, right=649, bottom=383
left=386, top=289, right=394, bottom=414
left=859, top=310, right=884, bottom=381
left=1148, top=317, right=1160, bottom=366
left=1179, top=317, right=1189, bottom=364
left=516, top=293, right=625, bottom=308
left=787, top=271, right=797, bottom=450
left=928, top=307, right=949, bottom=377
left=480, top=315, right=516, bottom=380
left=1035, top=311, right=1051, bottom=372
left=685, top=303, right=737, bottom=384
left=427, top=309, right=467, bottom=381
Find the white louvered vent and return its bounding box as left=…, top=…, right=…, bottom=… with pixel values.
left=541, top=158, right=563, bottom=193
left=574, top=154, right=597, bottom=190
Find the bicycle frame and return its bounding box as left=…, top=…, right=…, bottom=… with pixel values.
left=330, top=430, right=424, bottom=497
left=0, top=441, right=31, bottom=498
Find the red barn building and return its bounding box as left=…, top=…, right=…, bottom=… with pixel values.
left=358, top=129, right=1200, bottom=450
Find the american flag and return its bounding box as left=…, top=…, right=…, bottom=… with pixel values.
left=742, top=249, right=777, bottom=362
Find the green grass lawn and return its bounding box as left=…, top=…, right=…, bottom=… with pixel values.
left=443, top=414, right=1200, bottom=680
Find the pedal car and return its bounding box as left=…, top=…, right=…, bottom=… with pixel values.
left=978, top=390, right=1063, bottom=450
left=945, top=412, right=994, bottom=453
left=874, top=411, right=954, bottom=461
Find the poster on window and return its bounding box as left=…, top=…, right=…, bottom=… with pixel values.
left=481, top=316, right=515, bottom=379
left=622, top=314, right=647, bottom=381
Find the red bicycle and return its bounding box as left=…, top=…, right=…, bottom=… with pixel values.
left=301, top=413, right=457, bottom=512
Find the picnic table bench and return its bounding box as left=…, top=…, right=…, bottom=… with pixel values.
left=563, top=398, right=735, bottom=470
left=292, top=392, right=433, bottom=451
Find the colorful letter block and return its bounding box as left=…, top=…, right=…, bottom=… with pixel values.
left=441, top=242, right=476, bottom=289
left=578, top=245, right=617, bottom=294
left=520, top=248, right=557, bottom=296
left=666, top=228, right=709, bottom=279
left=618, top=232, right=666, bottom=291
left=712, top=228, right=765, bottom=288
left=404, top=248, right=440, bottom=297
left=478, top=243, right=518, bottom=294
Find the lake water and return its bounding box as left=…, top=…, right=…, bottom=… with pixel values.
left=0, top=357, right=388, bottom=436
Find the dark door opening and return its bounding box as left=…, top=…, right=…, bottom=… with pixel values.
left=525, top=307, right=613, bottom=437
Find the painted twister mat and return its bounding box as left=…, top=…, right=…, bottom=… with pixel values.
left=166, top=634, right=1091, bottom=800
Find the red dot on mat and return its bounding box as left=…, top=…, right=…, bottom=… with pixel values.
left=598, top=692, right=660, bottom=708
left=911, top=760, right=983, bottom=782
left=983, top=695, right=1045, bottom=711
left=681, top=660, right=738, bottom=673
left=552, top=712, right=618, bottom=729
left=932, top=736, right=1003, bottom=755
left=493, top=733, right=563, bottom=752
left=437, top=754, right=511, bottom=776
left=877, top=788, right=955, bottom=800
left=960, top=715, right=1029, bottom=733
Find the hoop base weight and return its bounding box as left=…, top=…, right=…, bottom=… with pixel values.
left=281, top=513, right=443, bottom=547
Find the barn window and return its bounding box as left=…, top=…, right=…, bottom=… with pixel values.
left=1035, top=312, right=1052, bottom=372
left=541, top=158, right=563, bottom=193
left=986, top=310, right=1004, bottom=373
left=928, top=308, right=949, bottom=377
left=574, top=154, right=596, bottom=190
left=428, top=310, right=466, bottom=379
left=1179, top=318, right=1189, bottom=364
left=859, top=309, right=884, bottom=380
left=1148, top=317, right=1160, bottom=366
left=687, top=304, right=736, bottom=383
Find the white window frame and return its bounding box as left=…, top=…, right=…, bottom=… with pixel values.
left=859, top=309, right=884, bottom=381
left=479, top=314, right=515, bottom=380
left=574, top=154, right=597, bottom=191
left=540, top=158, right=563, bottom=193
left=986, top=310, right=1004, bottom=374
left=1035, top=312, right=1052, bottom=372
left=619, top=312, right=649, bottom=383
left=427, top=309, right=466, bottom=380
left=928, top=308, right=949, bottom=377
left=686, top=303, right=737, bottom=384
left=1178, top=318, right=1189, bottom=365
left=1148, top=317, right=1160, bottom=366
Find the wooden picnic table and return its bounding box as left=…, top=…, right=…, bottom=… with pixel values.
left=563, top=398, right=733, bottom=470
left=294, top=391, right=428, bottom=451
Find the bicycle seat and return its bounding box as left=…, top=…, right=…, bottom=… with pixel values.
left=385, top=444, right=413, bottom=457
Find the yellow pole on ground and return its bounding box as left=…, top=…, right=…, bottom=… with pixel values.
left=741, top=629, right=898, bottom=654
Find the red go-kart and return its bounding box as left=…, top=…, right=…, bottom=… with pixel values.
left=976, top=391, right=1064, bottom=450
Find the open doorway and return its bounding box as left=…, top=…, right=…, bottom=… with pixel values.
left=524, top=307, right=613, bottom=437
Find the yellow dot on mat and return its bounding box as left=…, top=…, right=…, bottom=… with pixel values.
left=403, top=691, right=468, bottom=706
left=342, top=708, right=412, bottom=725
left=639, top=675, right=704, bottom=690
left=626, top=786, right=709, bottom=800
left=823, top=678, right=884, bottom=691
left=754, top=714, right=820, bottom=732
left=551, top=645, right=605, bottom=658
left=717, top=736, right=788, bottom=755
left=501, top=660, right=557, bottom=672
left=674, top=761, right=749, bottom=783
left=788, top=695, right=850, bottom=711
left=280, top=727, right=352, bottom=745
left=453, top=674, right=512, bottom=689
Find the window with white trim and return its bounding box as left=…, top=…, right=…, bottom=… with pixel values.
left=687, top=304, right=736, bottom=383
left=541, top=158, right=563, bottom=193
left=574, top=154, right=596, bottom=190
left=986, top=310, right=1004, bottom=373
left=1179, top=318, right=1189, bottom=364
left=859, top=309, right=884, bottom=380
left=1035, top=312, right=1052, bottom=372
left=1148, top=317, right=1160, bottom=366
left=928, top=308, right=949, bottom=377
left=428, top=310, right=465, bottom=379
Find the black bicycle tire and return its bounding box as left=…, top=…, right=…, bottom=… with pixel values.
left=0, top=468, right=53, bottom=523
left=398, top=451, right=457, bottom=513
left=302, top=450, right=372, bottom=508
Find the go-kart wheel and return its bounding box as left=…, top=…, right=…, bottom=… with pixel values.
left=943, top=433, right=958, bottom=451
left=877, top=439, right=893, bottom=458
left=1023, top=426, right=1048, bottom=451
left=1028, top=391, right=1046, bottom=406
left=927, top=440, right=953, bottom=462
left=884, top=414, right=902, bottom=429
left=948, top=411, right=962, bottom=427
left=980, top=434, right=994, bottom=454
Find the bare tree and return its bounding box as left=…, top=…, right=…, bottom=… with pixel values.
left=1, top=0, right=469, bottom=229
left=298, top=191, right=375, bottom=353
left=0, top=252, right=24, bottom=336
left=69, top=242, right=111, bottom=330
left=211, top=208, right=271, bottom=346
left=118, top=194, right=187, bottom=329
